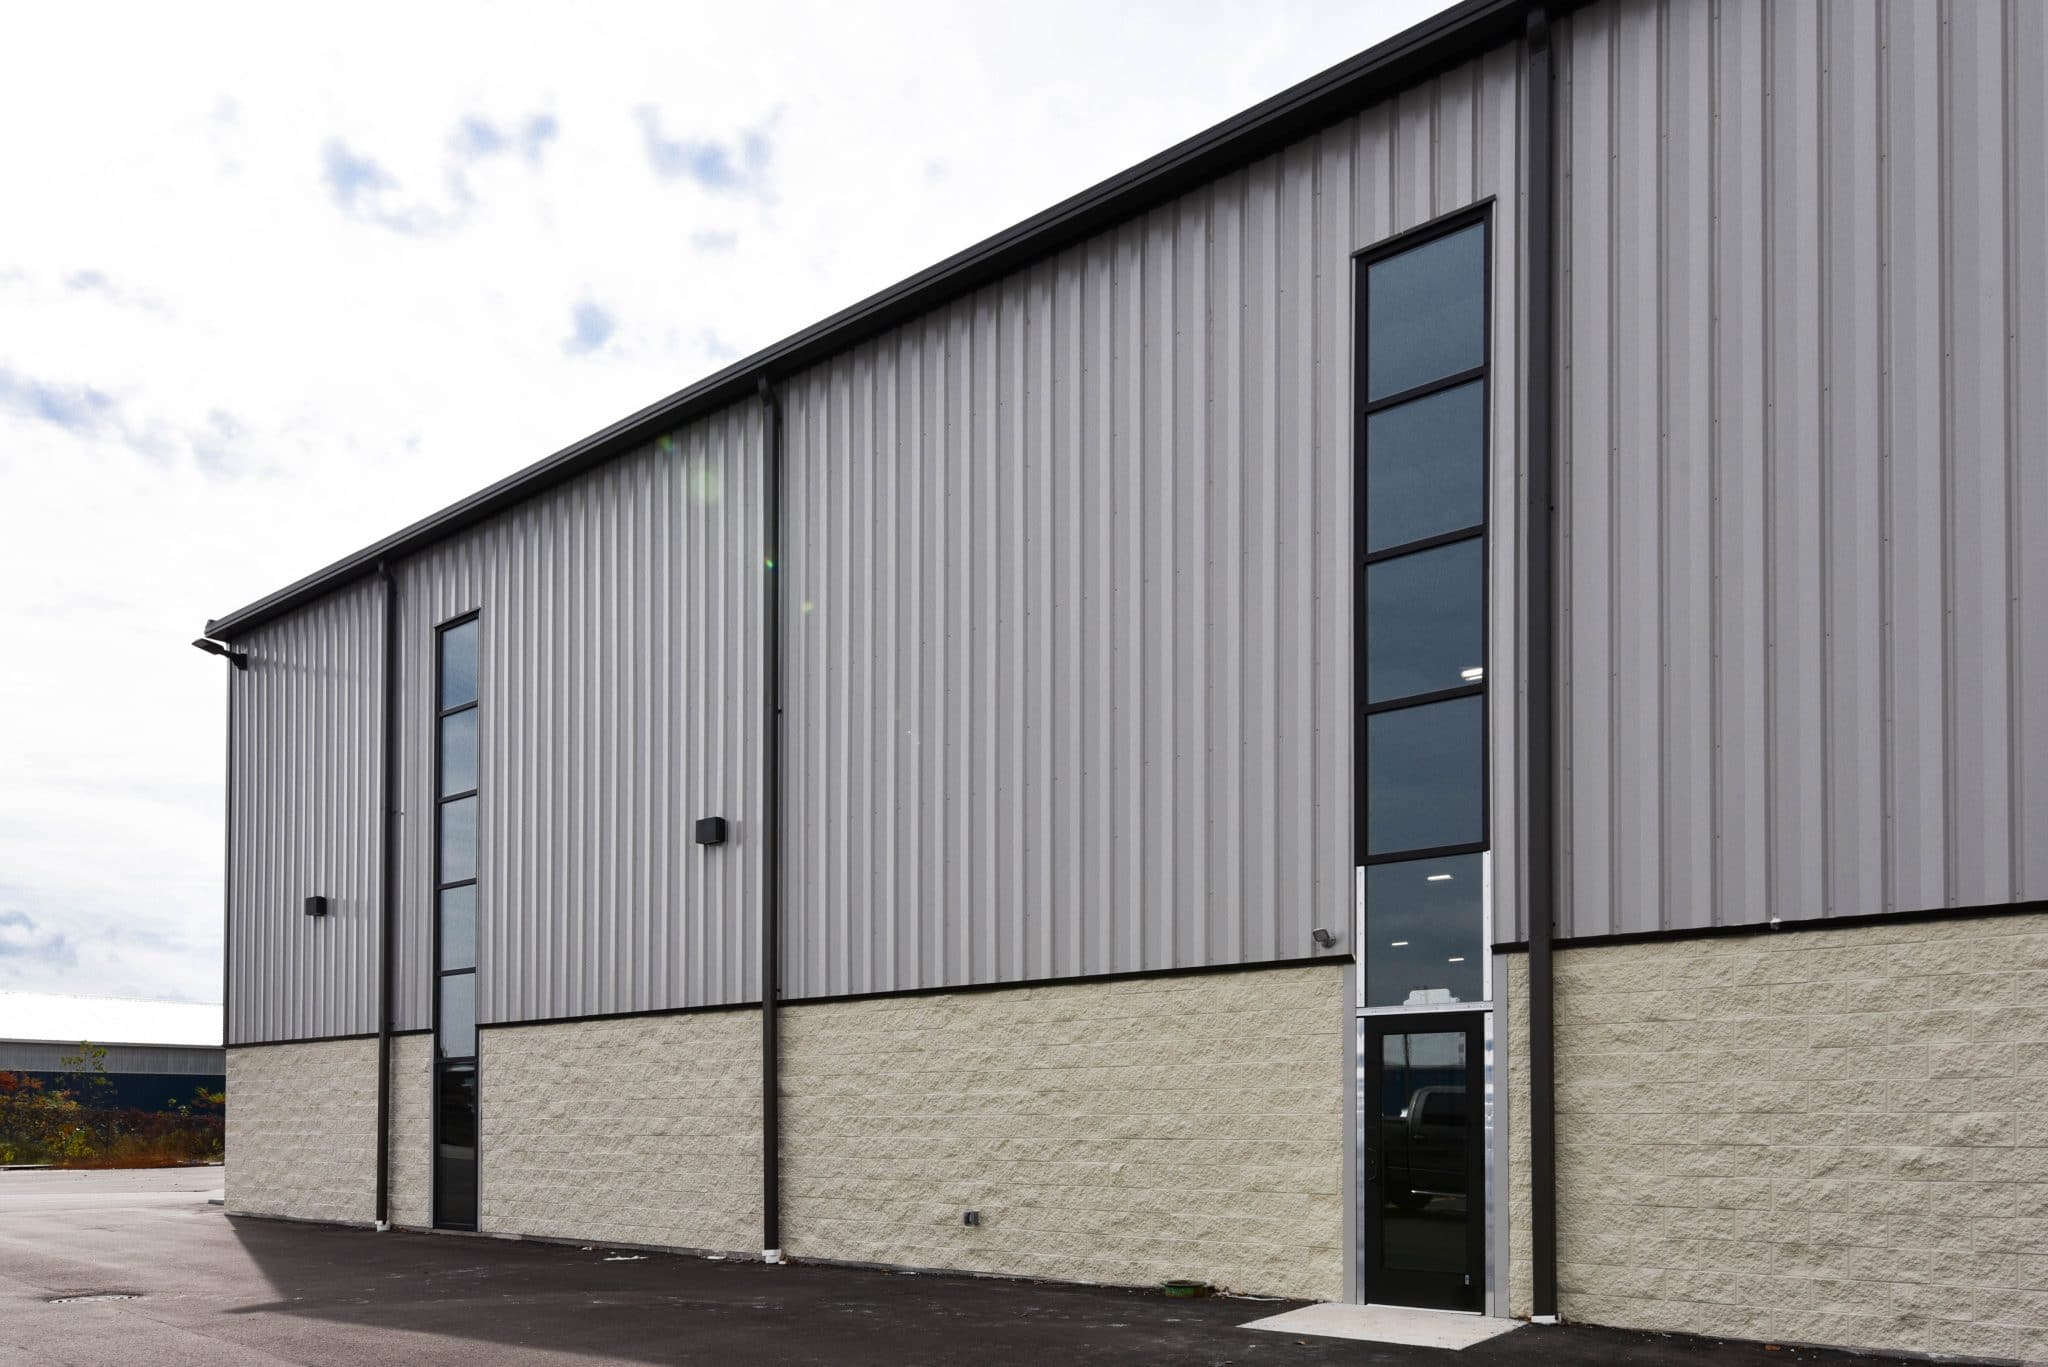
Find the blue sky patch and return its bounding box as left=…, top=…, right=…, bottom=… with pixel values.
left=564, top=300, right=616, bottom=356
left=321, top=139, right=398, bottom=214
left=636, top=108, right=773, bottom=195
left=0, top=366, right=118, bottom=435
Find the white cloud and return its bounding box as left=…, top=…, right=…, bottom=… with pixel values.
left=0, top=0, right=1450, bottom=1002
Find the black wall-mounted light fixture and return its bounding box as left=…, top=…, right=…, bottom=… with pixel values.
left=695, top=817, right=728, bottom=846
left=192, top=637, right=249, bottom=670
left=305, top=895, right=329, bottom=917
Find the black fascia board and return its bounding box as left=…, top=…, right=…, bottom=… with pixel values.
left=205, top=0, right=1530, bottom=640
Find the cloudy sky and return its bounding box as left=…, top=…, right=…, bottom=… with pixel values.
left=0, top=0, right=1445, bottom=1005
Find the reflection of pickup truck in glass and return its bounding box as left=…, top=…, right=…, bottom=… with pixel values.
left=1380, top=1085, right=1469, bottom=1209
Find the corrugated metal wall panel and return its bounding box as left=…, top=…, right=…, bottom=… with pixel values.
left=1551, top=0, right=2048, bottom=938
left=388, top=412, right=766, bottom=1028
left=232, top=43, right=1532, bottom=1031
left=781, top=45, right=1527, bottom=996
left=225, top=579, right=382, bottom=1044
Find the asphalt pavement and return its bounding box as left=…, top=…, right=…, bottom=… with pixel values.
left=0, top=1168, right=1936, bottom=1366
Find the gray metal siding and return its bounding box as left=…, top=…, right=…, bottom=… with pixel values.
left=229, top=44, right=1533, bottom=1029
left=225, top=579, right=383, bottom=1044
left=1551, top=0, right=2048, bottom=939
left=392, top=411, right=766, bottom=1028
left=780, top=47, right=1528, bottom=995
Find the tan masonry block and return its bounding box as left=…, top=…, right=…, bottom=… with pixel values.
left=1991, top=932, right=2048, bottom=970
left=479, top=1010, right=761, bottom=1255
left=781, top=962, right=1345, bottom=1300
left=1771, top=1241, right=1856, bottom=1280
left=387, top=1034, right=432, bottom=1227
left=1804, top=1013, right=1888, bottom=1049
left=227, top=1039, right=379, bottom=1225
left=1545, top=917, right=2048, bottom=1358
left=1974, top=1218, right=2048, bottom=1255
left=1884, top=1146, right=1974, bottom=1182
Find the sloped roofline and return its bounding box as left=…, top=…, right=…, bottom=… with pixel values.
left=206, top=0, right=1529, bottom=638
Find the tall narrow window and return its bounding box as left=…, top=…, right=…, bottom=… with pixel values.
left=1358, top=216, right=1489, bottom=1009
left=433, top=613, right=480, bottom=1229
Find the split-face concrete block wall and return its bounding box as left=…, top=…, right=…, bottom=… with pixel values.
left=781, top=963, right=1345, bottom=1299
left=225, top=1037, right=380, bottom=1224
left=1506, top=912, right=2048, bottom=1360
left=480, top=1010, right=762, bottom=1254
left=224, top=962, right=1347, bottom=1300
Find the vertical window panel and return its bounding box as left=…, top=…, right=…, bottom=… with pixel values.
left=437, top=973, right=476, bottom=1060
left=439, top=885, right=476, bottom=973
left=433, top=613, right=482, bottom=1231
left=1364, top=381, right=1486, bottom=553
left=1366, top=224, right=1485, bottom=401
left=439, top=795, right=477, bottom=885
left=434, top=1064, right=478, bottom=1229
left=1367, top=538, right=1486, bottom=704
left=1366, top=695, right=1485, bottom=856
left=439, top=618, right=479, bottom=710
left=1364, top=854, right=1484, bottom=1008
left=440, top=708, right=478, bottom=796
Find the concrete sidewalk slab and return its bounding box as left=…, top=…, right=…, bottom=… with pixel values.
left=1243, top=1303, right=1521, bottom=1349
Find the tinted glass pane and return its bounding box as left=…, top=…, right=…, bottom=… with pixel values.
left=440, top=707, right=478, bottom=796
left=439, top=885, right=476, bottom=973
left=1365, top=854, right=1484, bottom=1008
left=438, top=972, right=476, bottom=1060
left=1367, top=539, right=1484, bottom=704
left=439, top=618, right=479, bottom=710
left=1367, top=224, right=1485, bottom=401
left=1366, top=695, right=1484, bottom=855
left=434, top=1064, right=477, bottom=1228
left=1365, top=382, right=1484, bottom=553
left=1376, top=1031, right=1469, bottom=1273
left=439, top=795, right=477, bottom=884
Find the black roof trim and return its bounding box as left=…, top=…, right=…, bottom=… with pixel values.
left=207, top=0, right=1528, bottom=638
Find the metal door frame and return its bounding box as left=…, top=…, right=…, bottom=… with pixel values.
left=1357, top=1009, right=1489, bottom=1313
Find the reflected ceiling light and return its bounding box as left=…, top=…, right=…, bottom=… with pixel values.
left=1447, top=956, right=1466, bottom=963
left=1390, top=940, right=1409, bottom=947
left=1460, top=666, right=1485, bottom=682
left=1426, top=873, right=1453, bottom=882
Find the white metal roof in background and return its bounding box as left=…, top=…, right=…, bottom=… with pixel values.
left=0, top=992, right=222, bottom=1049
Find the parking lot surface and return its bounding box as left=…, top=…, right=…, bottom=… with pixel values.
left=0, top=1169, right=1930, bottom=1366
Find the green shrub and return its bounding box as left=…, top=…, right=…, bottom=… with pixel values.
left=0, top=1045, right=223, bottom=1168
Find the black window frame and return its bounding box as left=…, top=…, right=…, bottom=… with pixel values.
left=432, top=608, right=481, bottom=1231
left=1353, top=205, right=1493, bottom=1003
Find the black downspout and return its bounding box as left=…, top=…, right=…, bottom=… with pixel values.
left=757, top=376, right=784, bottom=1263
left=374, top=563, right=400, bottom=1230
left=221, top=664, right=235, bottom=1064
left=1523, top=3, right=1561, bottom=1324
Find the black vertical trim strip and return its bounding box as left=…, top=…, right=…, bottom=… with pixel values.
left=758, top=376, right=784, bottom=1259
left=374, top=563, right=400, bottom=1229
left=1523, top=3, right=1561, bottom=1324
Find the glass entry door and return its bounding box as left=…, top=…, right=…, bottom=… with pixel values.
left=1362, top=1013, right=1484, bottom=1311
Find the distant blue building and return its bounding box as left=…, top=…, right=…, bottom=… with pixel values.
left=0, top=993, right=223, bottom=1112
